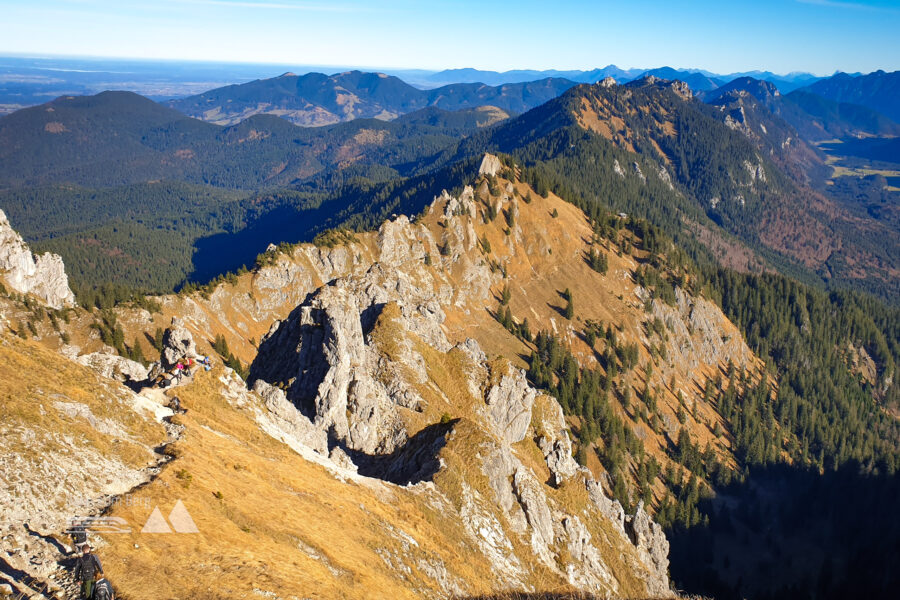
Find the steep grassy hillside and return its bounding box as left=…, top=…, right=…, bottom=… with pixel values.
left=3, top=159, right=899, bottom=599
left=2, top=173, right=685, bottom=598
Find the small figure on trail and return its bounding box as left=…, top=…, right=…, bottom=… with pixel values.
left=168, top=396, right=186, bottom=414
left=70, top=518, right=88, bottom=550
left=201, top=355, right=212, bottom=372
left=92, top=574, right=115, bottom=600
left=74, top=543, right=103, bottom=599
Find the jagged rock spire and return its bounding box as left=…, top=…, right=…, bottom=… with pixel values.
left=0, top=208, right=75, bottom=309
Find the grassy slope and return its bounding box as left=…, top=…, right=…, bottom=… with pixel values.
left=97, top=359, right=652, bottom=598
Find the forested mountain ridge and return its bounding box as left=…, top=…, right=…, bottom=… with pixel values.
left=3, top=74, right=899, bottom=305
left=0, top=92, right=510, bottom=295
left=798, top=69, right=900, bottom=122
left=169, top=70, right=577, bottom=126
left=777, top=90, right=900, bottom=140
left=0, top=90, right=500, bottom=189
left=702, top=75, right=900, bottom=142
left=436, top=77, right=900, bottom=301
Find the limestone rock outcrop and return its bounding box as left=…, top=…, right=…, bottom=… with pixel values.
left=253, top=380, right=329, bottom=454
left=599, top=76, right=617, bottom=88
left=0, top=209, right=75, bottom=309
left=241, top=186, right=673, bottom=596
left=651, top=286, right=756, bottom=373
left=533, top=397, right=580, bottom=486
left=627, top=500, right=672, bottom=597
left=72, top=351, right=150, bottom=384
left=160, top=317, right=198, bottom=369
left=484, top=365, right=536, bottom=444
left=669, top=80, right=693, bottom=100
left=478, top=153, right=503, bottom=177
left=540, top=434, right=579, bottom=486
left=249, top=206, right=491, bottom=456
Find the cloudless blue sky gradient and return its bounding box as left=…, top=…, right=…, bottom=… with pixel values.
left=1, top=0, right=897, bottom=75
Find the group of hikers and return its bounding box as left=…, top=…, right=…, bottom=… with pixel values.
left=67, top=359, right=209, bottom=598
left=68, top=524, right=113, bottom=599
left=153, top=354, right=212, bottom=388
left=63, top=341, right=216, bottom=597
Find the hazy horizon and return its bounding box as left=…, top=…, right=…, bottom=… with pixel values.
left=2, top=1, right=899, bottom=76
left=0, top=51, right=888, bottom=80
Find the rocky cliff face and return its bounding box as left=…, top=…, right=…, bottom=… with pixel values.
left=248, top=260, right=672, bottom=595
left=0, top=209, right=75, bottom=309
left=239, top=180, right=674, bottom=596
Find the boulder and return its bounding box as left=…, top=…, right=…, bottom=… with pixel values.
left=161, top=318, right=198, bottom=369
left=484, top=367, right=536, bottom=444
left=328, top=446, right=356, bottom=471
left=74, top=352, right=149, bottom=384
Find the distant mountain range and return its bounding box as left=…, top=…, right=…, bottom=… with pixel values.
left=419, top=65, right=642, bottom=86
left=802, top=69, right=900, bottom=123
left=168, top=71, right=576, bottom=126
left=167, top=67, right=877, bottom=131
left=421, top=65, right=822, bottom=92
left=166, top=68, right=900, bottom=144
left=702, top=76, right=900, bottom=141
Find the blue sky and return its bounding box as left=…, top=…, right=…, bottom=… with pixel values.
left=1, top=0, right=898, bottom=75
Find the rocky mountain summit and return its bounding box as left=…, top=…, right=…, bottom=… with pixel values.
left=0, top=209, right=75, bottom=309
left=243, top=196, right=672, bottom=594
left=0, top=156, right=775, bottom=598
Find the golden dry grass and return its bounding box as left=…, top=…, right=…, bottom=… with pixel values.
left=0, top=333, right=166, bottom=467
left=102, top=367, right=602, bottom=600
